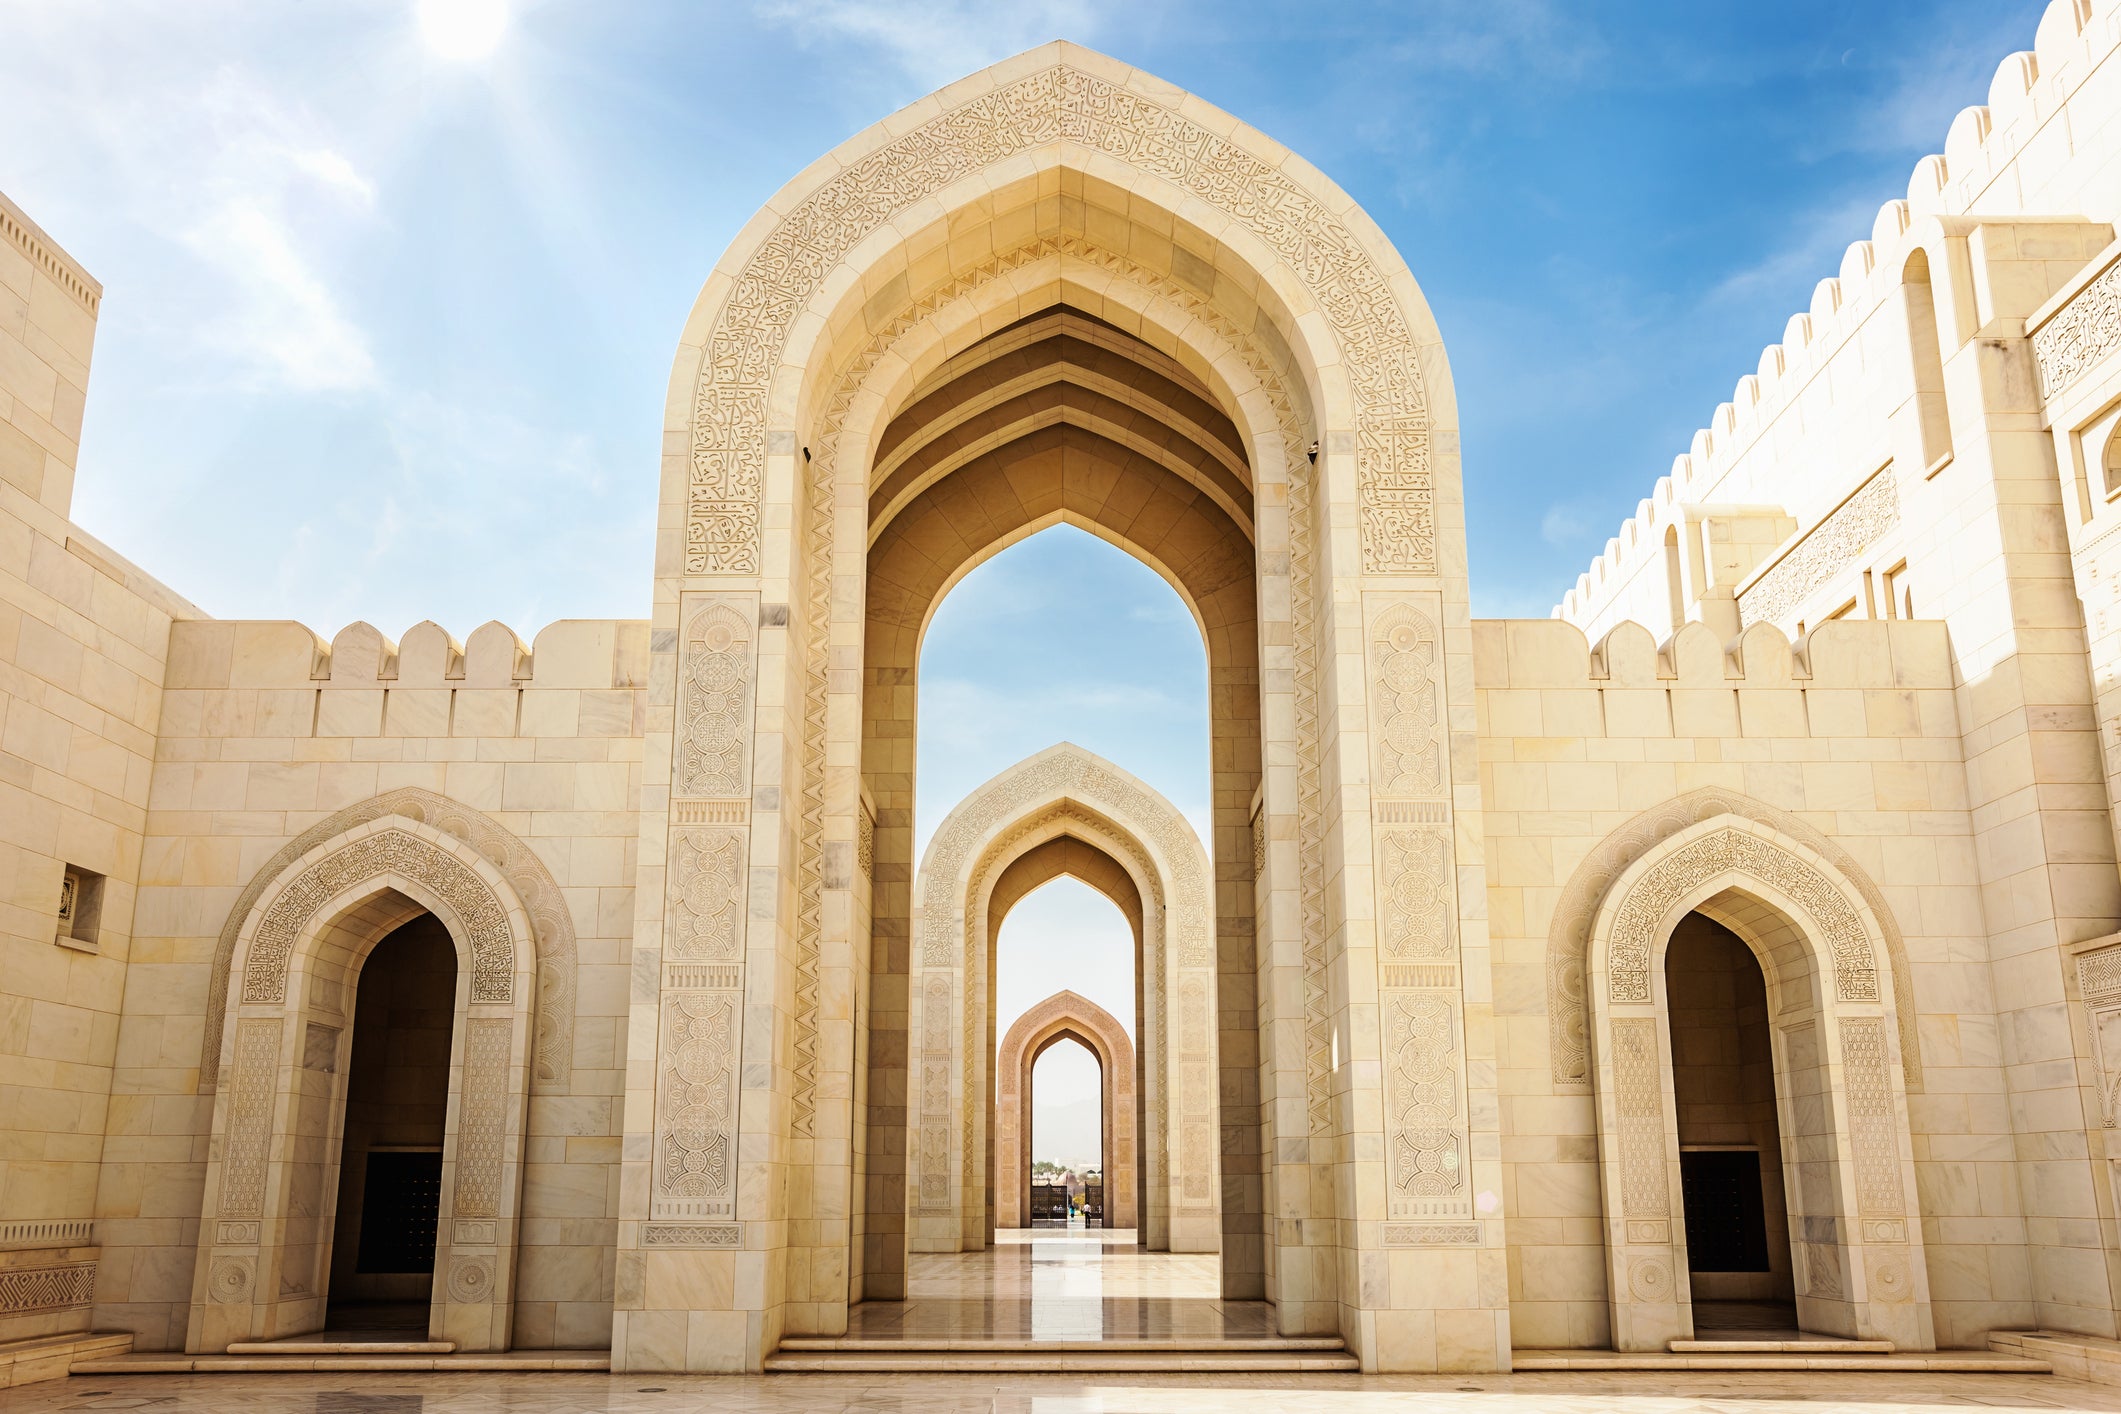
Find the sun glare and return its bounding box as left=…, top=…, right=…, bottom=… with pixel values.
left=416, top=0, right=509, bottom=61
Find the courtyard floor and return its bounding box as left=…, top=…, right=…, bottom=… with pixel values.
left=6, top=1367, right=2119, bottom=1413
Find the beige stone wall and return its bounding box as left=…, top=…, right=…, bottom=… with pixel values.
left=0, top=192, right=203, bottom=1345
left=1478, top=615, right=2029, bottom=1349
left=94, top=616, right=643, bottom=1349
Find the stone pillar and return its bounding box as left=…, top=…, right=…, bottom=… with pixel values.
left=1904, top=217, right=2121, bottom=1337
left=1317, top=420, right=1510, bottom=1371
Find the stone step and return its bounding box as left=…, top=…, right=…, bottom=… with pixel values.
left=1513, top=1349, right=2051, bottom=1373
left=224, top=1340, right=456, bottom=1355
left=71, top=1351, right=609, bottom=1374
left=764, top=1348, right=1360, bottom=1374
left=1669, top=1337, right=1894, bottom=1353
left=775, top=1335, right=1348, bottom=1352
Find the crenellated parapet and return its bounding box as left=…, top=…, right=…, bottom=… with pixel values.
left=1555, top=0, right=2121, bottom=635
left=165, top=618, right=650, bottom=695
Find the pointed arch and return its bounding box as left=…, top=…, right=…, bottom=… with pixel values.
left=907, top=743, right=1218, bottom=1261
left=200, top=787, right=578, bottom=1096
left=188, top=815, right=540, bottom=1354
left=1546, top=787, right=1921, bottom=1093
left=1586, top=815, right=1933, bottom=1354
left=996, top=990, right=1137, bottom=1230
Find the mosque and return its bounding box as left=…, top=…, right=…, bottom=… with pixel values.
left=6, top=3, right=2121, bottom=1382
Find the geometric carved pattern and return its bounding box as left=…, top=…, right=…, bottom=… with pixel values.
left=1547, top=791, right=1921, bottom=1093
left=667, top=829, right=746, bottom=962
left=1612, top=1017, right=1670, bottom=1221
left=2081, top=942, right=2121, bottom=1128
left=2032, top=255, right=2121, bottom=401
left=219, top=1018, right=282, bottom=1219
left=0, top=1262, right=97, bottom=1314
left=1738, top=470, right=1900, bottom=629
left=654, top=992, right=739, bottom=1213
left=675, top=599, right=755, bottom=798
left=202, top=787, right=577, bottom=1095
left=1380, top=829, right=1453, bottom=958
left=1371, top=603, right=1444, bottom=796
left=1607, top=828, right=1876, bottom=1005
left=686, top=64, right=1431, bottom=578
left=1383, top=992, right=1465, bottom=1213
left=1383, top=1223, right=1481, bottom=1246
left=452, top=1017, right=514, bottom=1220
left=1839, top=1017, right=1905, bottom=1218
left=239, top=827, right=517, bottom=1007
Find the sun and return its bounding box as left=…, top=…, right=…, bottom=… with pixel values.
left=416, top=0, right=509, bottom=62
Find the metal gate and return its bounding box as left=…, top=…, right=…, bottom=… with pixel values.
left=1030, top=1183, right=1069, bottom=1224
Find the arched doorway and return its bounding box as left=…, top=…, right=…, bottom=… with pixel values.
left=1663, top=913, right=1794, bottom=1332
left=1587, top=816, right=1934, bottom=1352
left=997, top=990, right=1138, bottom=1233
left=187, top=815, right=540, bottom=1353
left=325, top=915, right=458, bottom=1330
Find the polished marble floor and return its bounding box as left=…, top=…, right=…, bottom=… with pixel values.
left=14, top=1366, right=2121, bottom=1412
left=840, top=1227, right=1276, bottom=1343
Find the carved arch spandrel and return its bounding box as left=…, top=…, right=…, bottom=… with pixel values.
left=200, top=787, right=579, bottom=1095
left=1546, top=788, right=1921, bottom=1092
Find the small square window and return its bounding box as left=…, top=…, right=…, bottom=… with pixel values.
left=55, top=865, right=104, bottom=952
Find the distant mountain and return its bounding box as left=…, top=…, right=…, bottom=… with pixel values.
left=1030, top=1098, right=1101, bottom=1172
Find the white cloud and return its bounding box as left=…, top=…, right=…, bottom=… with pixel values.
left=753, top=0, right=1111, bottom=86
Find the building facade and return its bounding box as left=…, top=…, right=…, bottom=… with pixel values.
left=5, top=6, right=2121, bottom=1376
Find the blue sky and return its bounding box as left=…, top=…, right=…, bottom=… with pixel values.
left=0, top=0, right=2051, bottom=1130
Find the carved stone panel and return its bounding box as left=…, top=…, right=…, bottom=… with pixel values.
left=652, top=991, right=741, bottom=1220
left=1379, top=829, right=1454, bottom=959
left=675, top=597, right=757, bottom=800
left=667, top=828, right=747, bottom=963
left=1383, top=992, right=1468, bottom=1218
left=917, top=974, right=953, bottom=1210
left=1369, top=604, right=1445, bottom=797
left=219, top=1018, right=282, bottom=1219
left=452, top=1017, right=514, bottom=1219
left=2080, top=942, right=2121, bottom=1127
left=1612, top=1017, right=1671, bottom=1225
left=1838, top=1016, right=1905, bottom=1217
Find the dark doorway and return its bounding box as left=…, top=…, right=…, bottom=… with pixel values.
left=326, top=915, right=457, bottom=1331
left=1664, top=912, right=1796, bottom=1334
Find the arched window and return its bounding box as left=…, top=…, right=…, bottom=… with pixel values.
left=1903, top=250, right=1954, bottom=473
left=2102, top=421, right=2121, bottom=499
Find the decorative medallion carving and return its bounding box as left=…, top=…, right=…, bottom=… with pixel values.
left=653, top=992, right=739, bottom=1213
left=667, top=829, right=746, bottom=962
left=206, top=1257, right=253, bottom=1305
left=675, top=599, right=756, bottom=798
left=686, top=64, right=1431, bottom=577
left=447, top=1255, right=495, bottom=1304
left=1627, top=1257, right=1673, bottom=1304
left=452, top=1017, right=513, bottom=1219
left=240, top=827, right=516, bottom=1007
